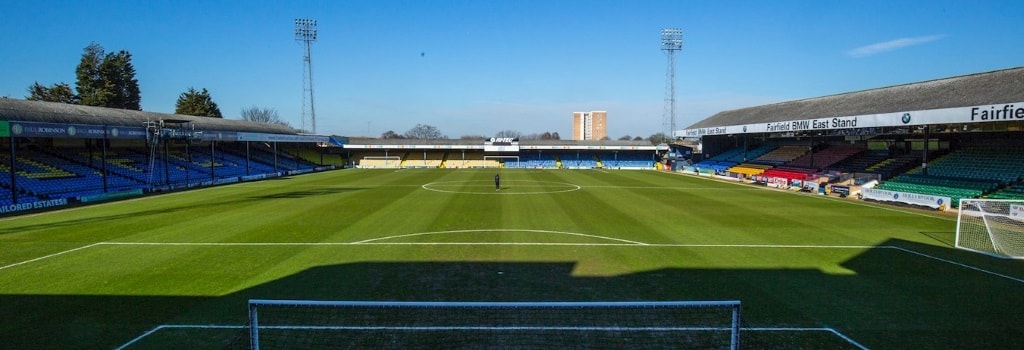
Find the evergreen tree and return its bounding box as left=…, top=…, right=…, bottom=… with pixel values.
left=100, top=50, right=141, bottom=110
left=75, top=43, right=142, bottom=110
left=76, top=43, right=110, bottom=106
left=175, top=87, right=222, bottom=118
left=26, top=82, right=79, bottom=104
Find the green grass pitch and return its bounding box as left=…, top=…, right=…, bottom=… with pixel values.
left=0, top=169, right=1021, bottom=349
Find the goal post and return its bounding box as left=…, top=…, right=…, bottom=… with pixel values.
left=248, top=299, right=741, bottom=349
left=956, top=199, right=1024, bottom=259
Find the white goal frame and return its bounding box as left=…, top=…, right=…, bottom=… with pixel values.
left=248, top=299, right=741, bottom=350
left=955, top=198, right=1024, bottom=259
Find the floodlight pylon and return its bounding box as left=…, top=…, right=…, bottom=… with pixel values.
left=661, top=28, right=683, bottom=140
left=295, top=18, right=318, bottom=133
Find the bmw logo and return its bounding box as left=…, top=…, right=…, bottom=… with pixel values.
left=67, top=126, right=77, bottom=136
left=937, top=199, right=944, bottom=205
left=893, top=193, right=899, bottom=200
left=901, top=113, right=911, bottom=124
left=11, top=124, right=23, bottom=135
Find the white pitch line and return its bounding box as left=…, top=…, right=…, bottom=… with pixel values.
left=583, top=185, right=762, bottom=190
left=102, top=241, right=641, bottom=247
left=116, top=324, right=868, bottom=350
left=115, top=324, right=246, bottom=350
left=4, top=242, right=1019, bottom=286
left=642, top=244, right=880, bottom=249
left=745, top=327, right=869, bottom=350
left=351, top=229, right=648, bottom=245
left=354, top=242, right=643, bottom=247
left=826, top=327, right=871, bottom=350
left=887, top=246, right=1024, bottom=284
left=102, top=242, right=358, bottom=246
left=0, top=243, right=103, bottom=271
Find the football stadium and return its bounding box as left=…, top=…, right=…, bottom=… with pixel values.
left=1, top=68, right=1023, bottom=349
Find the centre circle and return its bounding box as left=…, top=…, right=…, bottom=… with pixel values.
left=422, top=180, right=582, bottom=195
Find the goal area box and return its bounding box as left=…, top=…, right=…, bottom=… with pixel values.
left=248, top=299, right=741, bottom=349
left=956, top=199, right=1024, bottom=259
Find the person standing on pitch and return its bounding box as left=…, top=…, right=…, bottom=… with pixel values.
left=494, top=173, right=501, bottom=191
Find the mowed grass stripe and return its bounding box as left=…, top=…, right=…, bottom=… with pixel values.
left=0, top=168, right=1021, bottom=350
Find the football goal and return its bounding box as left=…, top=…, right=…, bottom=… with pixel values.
left=956, top=199, right=1024, bottom=259
left=248, top=299, right=741, bottom=349
left=359, top=156, right=401, bottom=169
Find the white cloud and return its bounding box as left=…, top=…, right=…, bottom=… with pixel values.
left=847, top=35, right=946, bottom=58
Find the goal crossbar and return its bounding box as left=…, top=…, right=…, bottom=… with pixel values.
left=249, top=299, right=741, bottom=349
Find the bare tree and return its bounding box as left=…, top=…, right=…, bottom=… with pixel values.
left=404, top=124, right=446, bottom=139
left=495, top=129, right=520, bottom=138
left=240, top=106, right=292, bottom=128
left=381, top=130, right=404, bottom=139
left=648, top=132, right=672, bottom=145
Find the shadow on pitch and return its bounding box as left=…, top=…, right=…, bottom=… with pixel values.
left=251, top=187, right=367, bottom=199
left=1, top=239, right=1021, bottom=349
left=0, top=187, right=364, bottom=235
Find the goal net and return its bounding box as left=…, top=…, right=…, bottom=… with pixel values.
left=248, top=299, right=741, bottom=350
left=956, top=199, right=1024, bottom=259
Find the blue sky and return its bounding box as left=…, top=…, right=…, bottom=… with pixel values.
left=1, top=0, right=1022, bottom=138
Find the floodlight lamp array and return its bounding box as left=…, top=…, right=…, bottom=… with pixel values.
left=295, top=19, right=318, bottom=41
left=661, top=28, right=683, bottom=51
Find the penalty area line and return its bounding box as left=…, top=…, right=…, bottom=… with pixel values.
left=351, top=229, right=648, bottom=245
left=115, top=324, right=868, bottom=350
left=115, top=324, right=246, bottom=350
left=745, top=327, right=869, bottom=350
left=6, top=242, right=1018, bottom=285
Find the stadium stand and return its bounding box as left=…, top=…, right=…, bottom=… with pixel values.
left=988, top=182, right=1024, bottom=200
left=692, top=144, right=779, bottom=173
left=865, top=154, right=922, bottom=180
left=725, top=163, right=772, bottom=177
left=786, top=145, right=864, bottom=170
left=761, top=167, right=817, bottom=181
left=598, top=151, right=655, bottom=169
left=827, top=150, right=890, bottom=174
left=904, top=142, right=1024, bottom=184
left=445, top=152, right=501, bottom=168
left=510, top=152, right=558, bottom=169
left=404, top=151, right=446, bottom=168
left=559, top=152, right=598, bottom=169
left=869, top=141, right=1024, bottom=206
left=751, top=145, right=809, bottom=165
